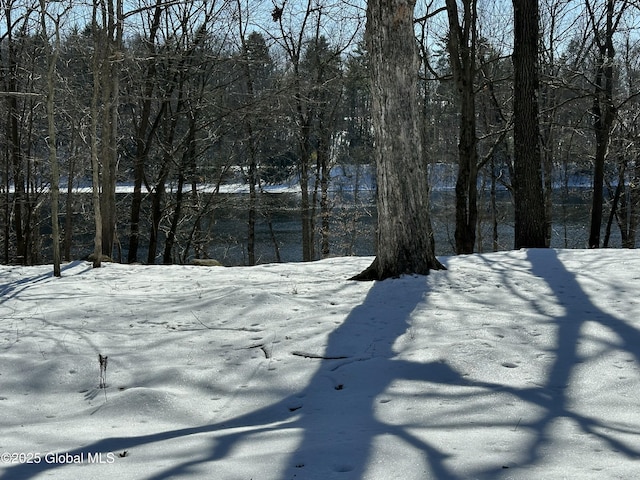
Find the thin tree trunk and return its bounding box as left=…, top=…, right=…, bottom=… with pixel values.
left=8, top=79, right=26, bottom=262
left=3, top=158, right=9, bottom=263
left=100, top=0, right=122, bottom=260
left=630, top=159, right=640, bottom=247
left=164, top=115, right=196, bottom=264
left=491, top=156, right=499, bottom=251
left=246, top=123, right=258, bottom=265
left=149, top=91, right=178, bottom=263
left=3, top=6, right=26, bottom=264
left=40, top=0, right=62, bottom=276
left=299, top=120, right=313, bottom=261
left=148, top=159, right=171, bottom=264
left=90, top=3, right=103, bottom=268
left=147, top=181, right=165, bottom=264
left=163, top=171, right=183, bottom=264
left=99, top=73, right=118, bottom=259
left=320, top=145, right=330, bottom=258
left=587, top=0, right=620, bottom=248
left=446, top=0, right=479, bottom=255
left=603, top=167, right=624, bottom=248
left=263, top=203, right=282, bottom=263
left=64, top=133, right=76, bottom=262
left=238, top=22, right=259, bottom=266
left=128, top=2, right=163, bottom=263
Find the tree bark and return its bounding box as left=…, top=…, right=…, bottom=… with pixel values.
left=148, top=138, right=173, bottom=264
left=353, top=0, right=444, bottom=280
left=164, top=113, right=197, bottom=264
left=445, top=0, right=479, bottom=254
left=4, top=6, right=27, bottom=264
left=90, top=2, right=104, bottom=268
left=511, top=0, right=547, bottom=249
left=89, top=0, right=122, bottom=265
left=95, top=0, right=123, bottom=260
left=297, top=98, right=313, bottom=261
left=64, top=145, right=75, bottom=262
left=40, top=0, right=62, bottom=276
left=128, top=1, right=163, bottom=263
left=587, top=0, right=619, bottom=248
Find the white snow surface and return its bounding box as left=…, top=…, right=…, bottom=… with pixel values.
left=1, top=249, right=639, bottom=480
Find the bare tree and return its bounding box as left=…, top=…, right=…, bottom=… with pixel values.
left=271, top=0, right=317, bottom=261
left=1, top=1, right=37, bottom=264
left=586, top=0, right=629, bottom=248
left=90, top=0, right=104, bottom=267
left=271, top=0, right=360, bottom=261
left=353, top=0, right=445, bottom=280
left=234, top=0, right=266, bottom=265
left=511, top=0, right=547, bottom=248
left=444, top=0, right=479, bottom=254
left=126, top=0, right=165, bottom=263
left=38, top=0, right=70, bottom=276
left=86, top=0, right=124, bottom=267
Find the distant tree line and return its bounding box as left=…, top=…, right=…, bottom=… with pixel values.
left=1, top=0, right=639, bottom=270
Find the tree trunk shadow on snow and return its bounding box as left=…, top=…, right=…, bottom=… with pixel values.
left=149, top=276, right=468, bottom=479
left=275, top=275, right=460, bottom=480
left=473, top=249, right=640, bottom=478
left=0, top=261, right=89, bottom=305
left=0, top=275, right=471, bottom=480
left=4, top=252, right=640, bottom=480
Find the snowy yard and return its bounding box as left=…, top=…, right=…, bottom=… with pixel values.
left=1, top=249, right=639, bottom=479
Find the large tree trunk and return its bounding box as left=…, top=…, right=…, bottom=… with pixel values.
left=511, top=0, right=547, bottom=249
left=98, top=0, right=122, bottom=260
left=99, top=91, right=116, bottom=259
left=99, top=56, right=119, bottom=260
left=353, top=0, right=444, bottom=281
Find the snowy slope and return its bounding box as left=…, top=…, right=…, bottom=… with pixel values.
left=1, top=249, right=639, bottom=479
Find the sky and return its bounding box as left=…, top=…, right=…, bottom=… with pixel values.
left=1, top=248, right=639, bottom=479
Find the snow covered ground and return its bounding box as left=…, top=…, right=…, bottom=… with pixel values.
left=1, top=249, right=639, bottom=480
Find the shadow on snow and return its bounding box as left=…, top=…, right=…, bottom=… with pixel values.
left=0, top=261, right=90, bottom=305
left=2, top=274, right=467, bottom=479
left=503, top=249, right=640, bottom=469
left=2, top=250, right=640, bottom=479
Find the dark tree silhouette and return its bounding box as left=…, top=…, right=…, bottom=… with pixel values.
left=511, top=0, right=548, bottom=249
